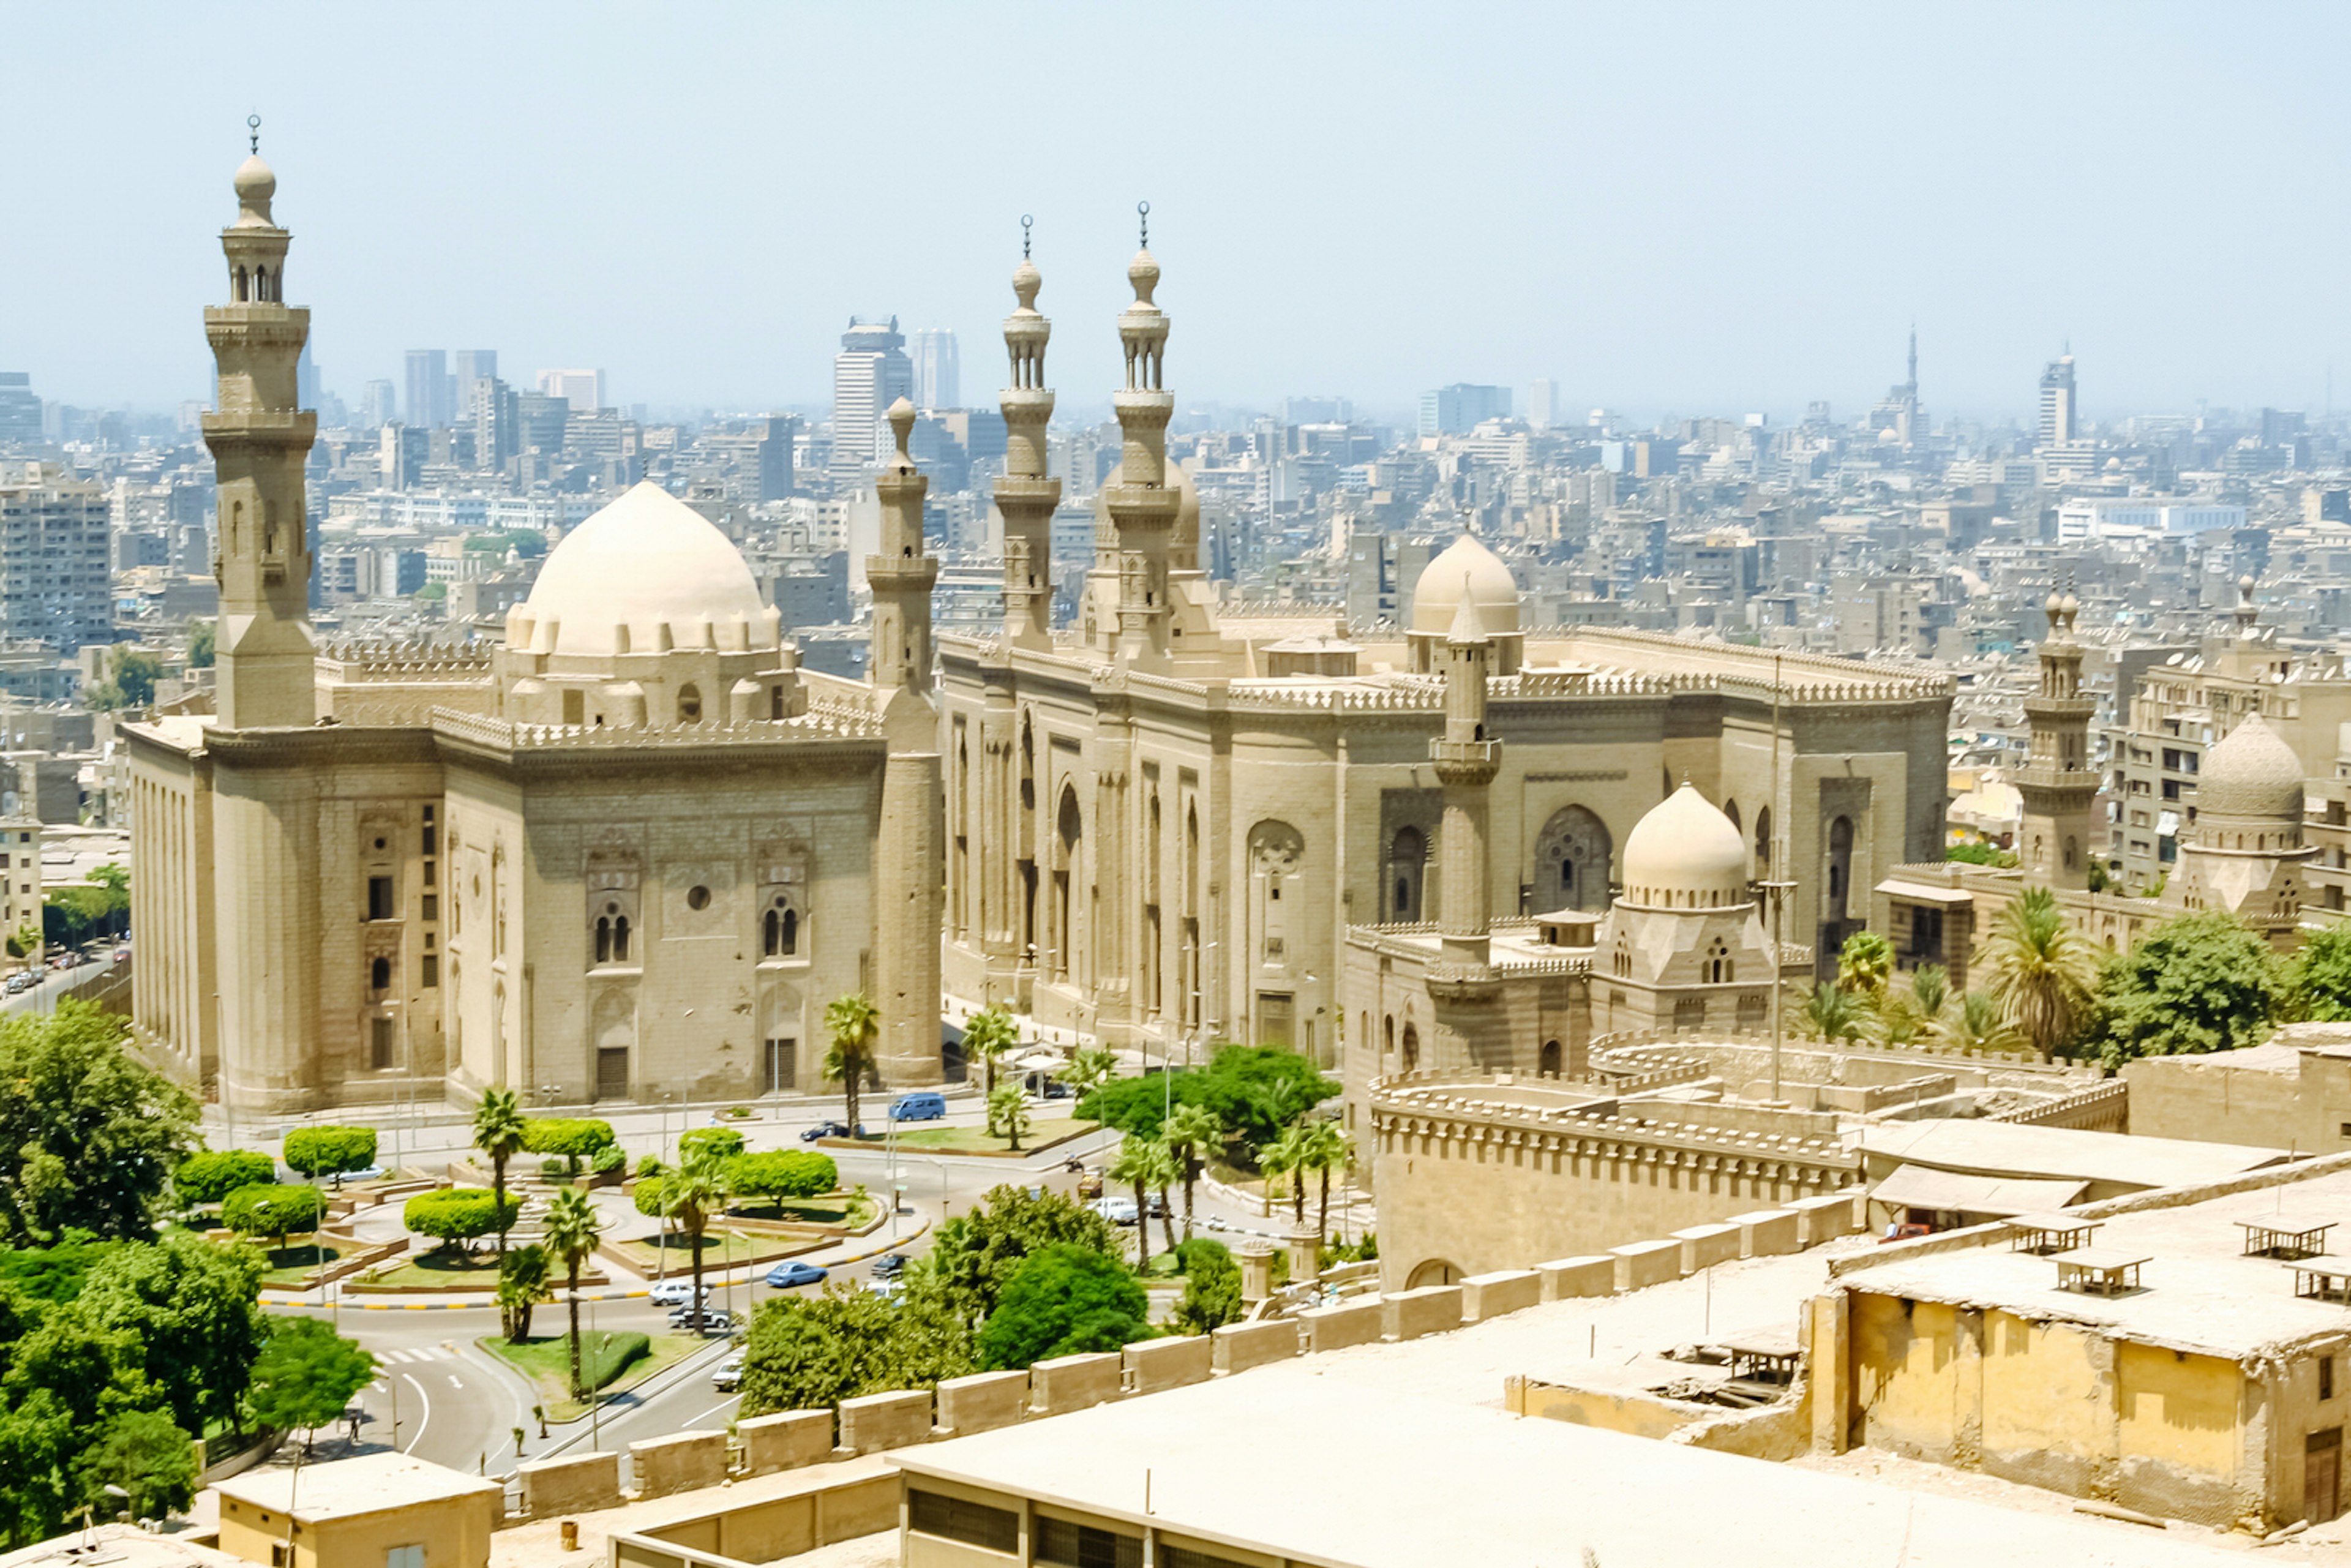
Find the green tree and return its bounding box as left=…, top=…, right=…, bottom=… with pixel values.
left=1078, top=1046, right=1338, bottom=1149
left=1949, top=989, right=2020, bottom=1054
left=77, top=1230, right=267, bottom=1438
left=917, top=1185, right=1120, bottom=1329
left=1835, top=929, right=1895, bottom=996
left=1984, top=885, right=2103, bottom=1061
left=730, top=1150, right=837, bottom=1207
left=678, top=1127, right=746, bottom=1164
left=2097, top=910, right=2282, bottom=1068
left=661, top=1153, right=732, bottom=1322
left=1108, top=1138, right=1177, bottom=1271
left=1300, top=1120, right=1354, bottom=1243
left=220, top=1184, right=323, bottom=1251
left=2289, top=922, right=2351, bottom=1021
left=84, top=652, right=163, bottom=713
left=988, top=1084, right=1032, bottom=1152
left=1256, top=1122, right=1314, bottom=1228
left=84, top=1408, right=197, bottom=1521
left=737, top=1283, right=972, bottom=1420
left=0, top=1000, right=199, bottom=1242
left=1801, top=981, right=1867, bottom=1045
left=497, top=1244, right=551, bottom=1343
left=471, top=1087, right=529, bottom=1259
left=542, top=1188, right=604, bottom=1399
left=0, top=1389, right=79, bottom=1546
left=975, top=1246, right=1151, bottom=1370
left=1944, top=841, right=2015, bottom=867
left=247, top=1317, right=375, bottom=1452
left=1171, top=1238, right=1242, bottom=1335
left=522, top=1118, right=617, bottom=1175
left=185, top=620, right=216, bottom=669
left=402, top=1189, right=522, bottom=1259
left=174, top=1149, right=277, bottom=1206
left=281, top=1125, right=378, bottom=1188
left=822, top=993, right=880, bottom=1134
left=962, top=1007, right=1020, bottom=1128
left=1161, top=1103, right=1223, bottom=1242
left=1063, top=1046, right=1118, bottom=1103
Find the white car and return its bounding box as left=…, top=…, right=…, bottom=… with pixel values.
left=1090, top=1195, right=1139, bottom=1226
left=712, top=1356, right=744, bottom=1392
left=649, top=1278, right=711, bottom=1308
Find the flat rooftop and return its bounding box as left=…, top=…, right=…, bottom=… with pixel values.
left=1859, top=1117, right=2290, bottom=1190
left=894, top=1378, right=2252, bottom=1568
left=217, top=1450, right=500, bottom=1521
left=1845, top=1165, right=2351, bottom=1359
left=0, top=1525, right=244, bottom=1568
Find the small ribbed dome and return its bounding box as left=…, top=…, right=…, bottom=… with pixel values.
left=1011, top=255, right=1042, bottom=307
left=1621, top=784, right=1750, bottom=910
left=2197, top=711, right=2305, bottom=822
left=1128, top=248, right=1161, bottom=304
left=233, top=154, right=276, bottom=224
left=513, top=482, right=776, bottom=658
left=1411, top=535, right=1520, bottom=636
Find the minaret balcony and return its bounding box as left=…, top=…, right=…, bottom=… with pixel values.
left=2022, top=694, right=2098, bottom=721
left=1431, top=738, right=1499, bottom=785
left=1100, top=485, right=1179, bottom=528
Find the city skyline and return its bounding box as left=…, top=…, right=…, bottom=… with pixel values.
left=9, top=2, right=2351, bottom=421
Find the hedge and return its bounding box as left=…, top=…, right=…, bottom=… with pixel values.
left=575, top=1329, right=651, bottom=1391
left=403, top=1188, right=523, bottom=1247
left=282, top=1125, right=378, bottom=1182
left=678, top=1127, right=745, bottom=1163
left=523, top=1119, right=616, bottom=1159
left=177, top=1149, right=277, bottom=1205
left=221, top=1182, right=324, bottom=1244
left=732, top=1150, right=837, bottom=1202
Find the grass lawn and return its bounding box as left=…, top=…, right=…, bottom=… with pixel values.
left=613, top=1229, right=769, bottom=1275
left=363, top=1248, right=507, bottom=1290
left=478, top=1331, right=705, bottom=1423
left=728, top=1192, right=877, bottom=1229
left=258, top=1241, right=342, bottom=1289
left=882, top=1117, right=1098, bottom=1155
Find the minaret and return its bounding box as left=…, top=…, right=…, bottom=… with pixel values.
left=869, top=398, right=945, bottom=1086
left=2015, top=582, right=2097, bottom=888
left=1103, top=202, right=1178, bottom=670
left=1431, top=580, right=1500, bottom=983
left=997, top=218, right=1059, bottom=649
left=206, top=118, right=317, bottom=730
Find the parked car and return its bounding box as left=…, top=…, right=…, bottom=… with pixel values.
left=1041, top=1080, right=1074, bottom=1100
left=765, top=1261, right=830, bottom=1289
left=869, top=1253, right=908, bottom=1279
left=711, top=1356, right=744, bottom=1392
left=649, top=1278, right=711, bottom=1308
left=888, top=1092, right=948, bottom=1123
left=864, top=1280, right=904, bottom=1304
left=1090, top=1195, right=1139, bottom=1226
left=800, top=1120, right=864, bottom=1142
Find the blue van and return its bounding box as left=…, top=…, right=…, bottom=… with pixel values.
left=889, top=1091, right=948, bottom=1123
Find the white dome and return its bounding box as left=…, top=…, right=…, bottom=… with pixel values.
left=1411, top=535, right=1520, bottom=635
left=513, top=482, right=775, bottom=658
left=2197, top=711, right=2305, bottom=822
left=1621, top=784, right=1750, bottom=909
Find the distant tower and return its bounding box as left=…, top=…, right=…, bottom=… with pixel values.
left=1104, top=204, right=1177, bottom=670
left=2039, top=353, right=2078, bottom=446
left=832, top=318, right=912, bottom=469
left=2015, top=585, right=2097, bottom=888
left=1906, top=324, right=1918, bottom=397
left=910, top=329, right=960, bottom=411
left=206, top=120, right=318, bottom=730
left=868, top=397, right=944, bottom=1086
left=997, top=219, right=1060, bottom=650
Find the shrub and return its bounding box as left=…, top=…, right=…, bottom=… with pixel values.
left=572, top=1328, right=651, bottom=1391
left=523, top=1118, right=616, bottom=1172
left=1172, top=1239, right=1241, bottom=1335
left=591, top=1144, right=628, bottom=1174
left=402, top=1188, right=522, bottom=1251
left=732, top=1150, right=838, bottom=1204
left=176, top=1149, right=277, bottom=1206
left=632, top=1175, right=669, bottom=1218
left=975, top=1245, right=1152, bottom=1370
left=635, top=1154, right=667, bottom=1179
left=678, top=1127, right=746, bottom=1163
left=282, top=1125, right=378, bottom=1185
left=221, top=1183, right=324, bottom=1247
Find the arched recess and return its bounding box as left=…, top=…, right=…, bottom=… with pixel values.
left=1406, top=1258, right=1462, bottom=1289
left=1824, top=815, right=1855, bottom=923
left=1754, top=806, right=1774, bottom=877
left=1052, top=785, right=1084, bottom=983
left=1401, top=1021, right=1420, bottom=1073
left=1247, top=819, right=1307, bottom=974
left=591, top=989, right=635, bottom=1103
left=760, top=984, right=803, bottom=1094
left=1533, top=805, right=1612, bottom=912
left=1387, top=826, right=1427, bottom=922
left=1539, top=1039, right=1562, bottom=1078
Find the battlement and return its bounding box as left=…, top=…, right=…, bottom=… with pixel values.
left=427, top=703, right=881, bottom=751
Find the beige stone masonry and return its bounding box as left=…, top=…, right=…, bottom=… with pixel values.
left=1384, top=1285, right=1464, bottom=1341
left=836, top=1389, right=931, bottom=1455
left=1461, top=1269, right=1542, bottom=1323
left=1729, top=1208, right=1802, bottom=1258
left=1673, top=1223, right=1742, bottom=1274
left=629, top=1431, right=727, bottom=1499
left=934, top=1371, right=1029, bottom=1436
left=735, top=1411, right=833, bottom=1476
left=1539, top=1255, right=1618, bottom=1300
left=517, top=1450, right=620, bottom=1517
left=1213, top=1318, right=1303, bottom=1375
left=1298, top=1297, right=1387, bottom=1352
left=1029, top=1352, right=1123, bottom=1415
left=1611, top=1237, right=1683, bottom=1291
left=1789, top=1191, right=1864, bottom=1246
left=1123, top=1334, right=1212, bottom=1394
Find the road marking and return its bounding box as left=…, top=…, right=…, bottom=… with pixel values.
left=680, top=1395, right=740, bottom=1431
left=448, top=1376, right=463, bottom=1390
left=400, top=1371, right=432, bottom=1455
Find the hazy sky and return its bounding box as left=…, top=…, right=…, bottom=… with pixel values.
left=10, top=3, right=2350, bottom=426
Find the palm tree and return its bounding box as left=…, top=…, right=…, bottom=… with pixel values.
left=1302, top=1121, right=1355, bottom=1242
left=1802, top=982, right=1866, bottom=1045
left=1148, top=1137, right=1182, bottom=1258
left=1984, top=885, right=2101, bottom=1061
left=1836, top=930, right=1895, bottom=997
left=661, top=1152, right=732, bottom=1324
left=963, top=1007, right=1020, bottom=1130
left=1260, top=1122, right=1316, bottom=1228
left=1908, top=963, right=1949, bottom=1026
left=1950, top=989, right=2021, bottom=1054
left=1064, top=1046, right=1118, bottom=1102
left=822, top=992, right=881, bottom=1135
left=988, top=1084, right=1032, bottom=1152
left=472, top=1087, right=530, bottom=1260
left=1161, top=1103, right=1223, bottom=1241
left=542, top=1188, right=604, bottom=1400
left=496, top=1243, right=550, bottom=1343
left=1107, top=1136, right=1176, bottom=1272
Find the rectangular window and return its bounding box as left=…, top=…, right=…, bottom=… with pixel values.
left=1161, top=1548, right=1256, bottom=1568
left=424, top=861, right=436, bottom=887
left=370, top=1017, right=395, bottom=1071
left=422, top=805, right=434, bottom=822
left=1036, top=1517, right=1143, bottom=1568
left=421, top=895, right=439, bottom=923
left=367, top=876, right=395, bottom=921
left=2327, top=1356, right=2338, bottom=1402
left=422, top=824, right=437, bottom=856
left=907, top=1491, right=1020, bottom=1555
left=421, top=955, right=438, bottom=988
left=386, top=1548, right=426, bottom=1568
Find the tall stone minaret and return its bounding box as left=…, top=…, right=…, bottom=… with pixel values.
left=1104, top=206, right=1177, bottom=670
left=997, top=221, right=1059, bottom=649
left=1432, top=583, right=1500, bottom=983
left=2016, top=582, right=2096, bottom=888
left=206, top=123, right=317, bottom=730
left=869, top=398, right=945, bottom=1086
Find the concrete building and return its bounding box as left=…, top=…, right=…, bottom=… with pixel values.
left=403, top=348, right=450, bottom=429
left=215, top=1451, right=499, bottom=1568
left=2039, top=352, right=2078, bottom=446
left=833, top=317, right=912, bottom=470
left=126, top=151, right=944, bottom=1113
left=1417, top=381, right=1510, bottom=437
left=910, top=327, right=959, bottom=411
left=536, top=367, right=603, bottom=411
left=0, top=372, right=40, bottom=450
left=0, top=463, right=113, bottom=650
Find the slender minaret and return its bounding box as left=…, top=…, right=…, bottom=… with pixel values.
left=1432, top=581, right=1499, bottom=980
left=997, top=217, right=1059, bottom=649
left=1103, top=203, right=1178, bottom=670
left=206, top=118, right=317, bottom=729
left=869, top=398, right=945, bottom=1085
left=2015, top=580, right=2096, bottom=888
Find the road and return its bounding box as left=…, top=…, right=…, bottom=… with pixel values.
left=2, top=953, right=127, bottom=1015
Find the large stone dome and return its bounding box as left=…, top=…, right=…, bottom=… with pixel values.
left=513, top=482, right=777, bottom=658
left=2197, top=711, right=2305, bottom=822
left=1411, top=534, right=1520, bottom=636
left=1091, top=460, right=1200, bottom=543
left=1620, top=784, right=1750, bottom=909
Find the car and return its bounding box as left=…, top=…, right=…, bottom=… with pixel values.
left=864, top=1280, right=904, bottom=1304
left=1144, top=1191, right=1168, bottom=1219
left=1089, top=1195, right=1139, bottom=1226
left=711, top=1355, right=744, bottom=1392
left=869, top=1253, right=908, bottom=1279
left=649, top=1278, right=711, bottom=1308
left=888, top=1092, right=947, bottom=1123
left=675, top=1309, right=736, bottom=1336
left=1041, top=1080, right=1073, bottom=1100
left=111, top=948, right=129, bottom=964
left=765, top=1261, right=829, bottom=1289
left=800, top=1120, right=864, bottom=1142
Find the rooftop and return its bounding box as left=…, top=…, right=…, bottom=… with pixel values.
left=1859, top=1117, right=2291, bottom=1191
left=216, top=1451, right=500, bottom=1522
left=0, top=1525, right=243, bottom=1568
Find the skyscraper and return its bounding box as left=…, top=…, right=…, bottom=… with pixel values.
left=453, top=350, right=498, bottom=429
left=910, top=329, right=959, bottom=411
left=1418, top=383, right=1511, bottom=437
left=537, top=368, right=604, bottom=411
left=1527, top=378, right=1559, bottom=431
left=2039, top=353, right=2078, bottom=447
left=833, top=317, right=912, bottom=468
left=0, top=466, right=110, bottom=649
left=359, top=378, right=397, bottom=429
left=0, top=373, right=39, bottom=451
left=403, top=348, right=450, bottom=428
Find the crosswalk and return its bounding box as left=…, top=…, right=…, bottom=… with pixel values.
left=377, top=1346, right=454, bottom=1365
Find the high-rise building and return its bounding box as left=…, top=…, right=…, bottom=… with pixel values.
left=832, top=317, right=912, bottom=469
left=1527, top=379, right=1559, bottom=431
left=453, top=350, right=497, bottom=429
left=358, top=378, right=397, bottom=430
left=910, top=329, right=959, bottom=411
left=516, top=392, right=568, bottom=457
left=471, top=376, right=518, bottom=472
left=297, top=339, right=321, bottom=413
left=404, top=349, right=450, bottom=429
left=2039, top=353, right=2078, bottom=447
left=537, top=368, right=604, bottom=412
left=0, top=374, right=39, bottom=451
left=1283, top=395, right=1351, bottom=425
left=0, top=465, right=110, bottom=650
left=1418, top=383, right=1511, bottom=437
